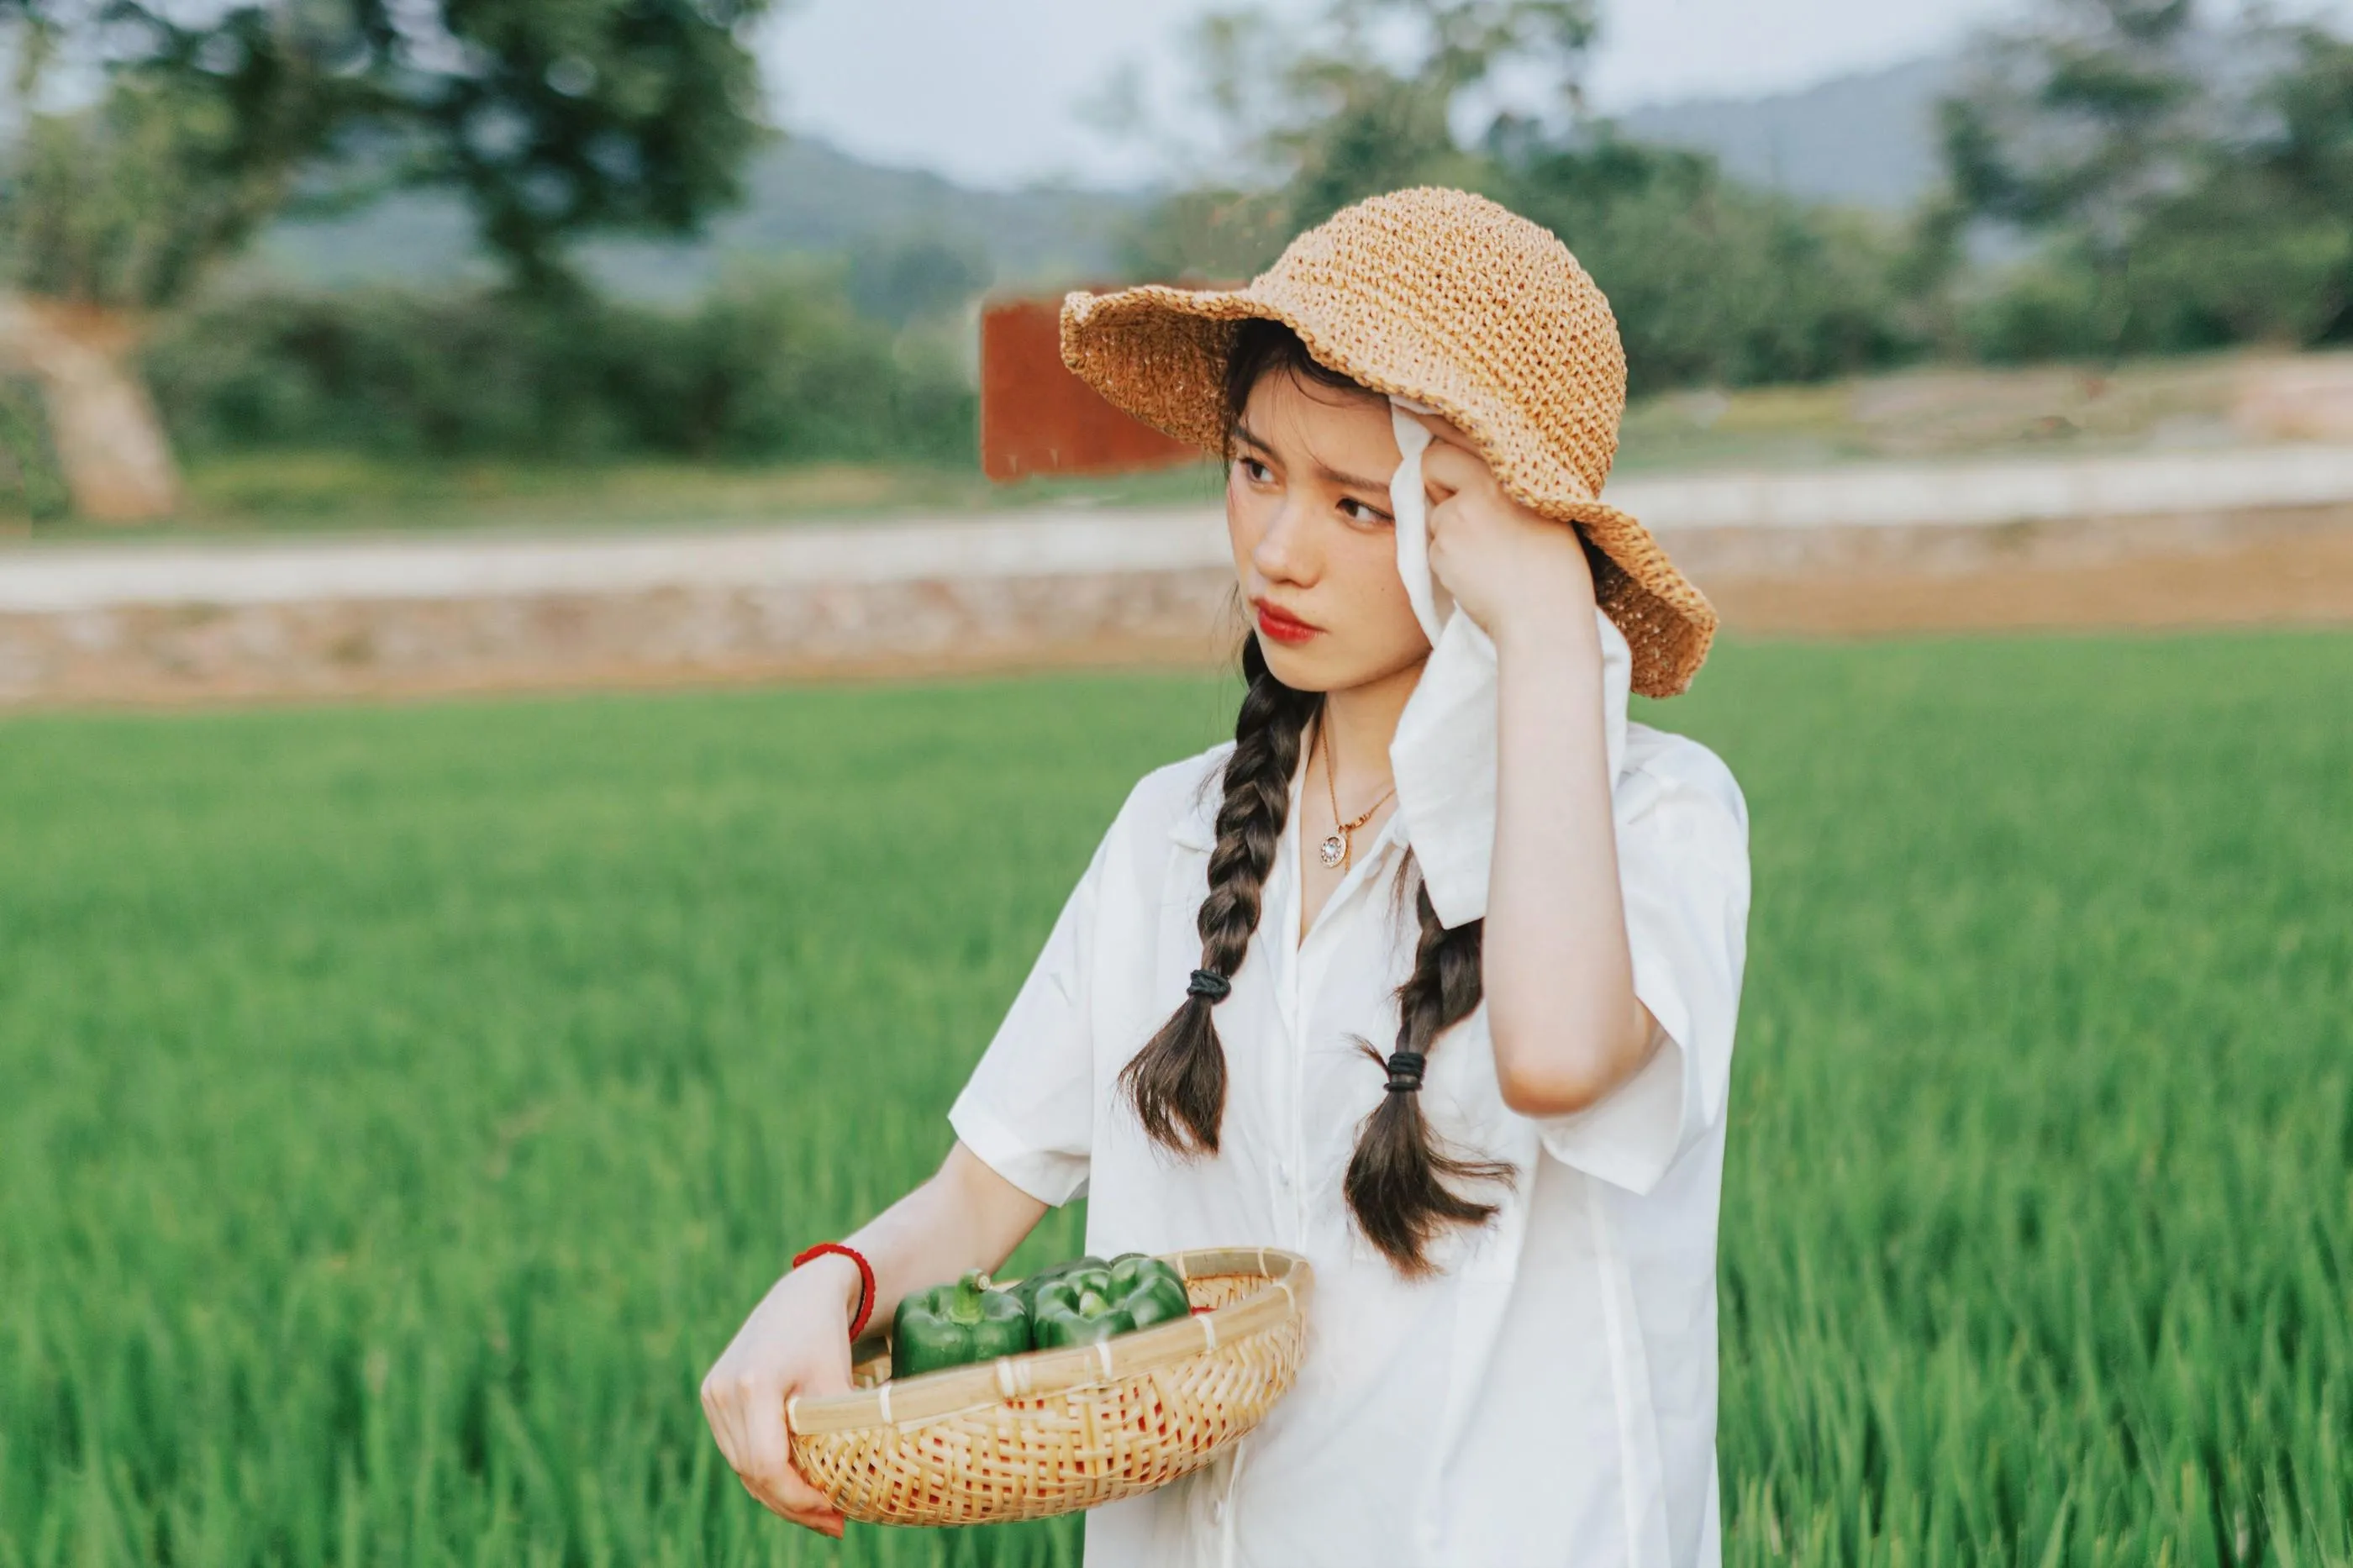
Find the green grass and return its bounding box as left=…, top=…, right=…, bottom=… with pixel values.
left=2, top=632, right=2349, bottom=1565
left=0, top=455, right=1232, bottom=543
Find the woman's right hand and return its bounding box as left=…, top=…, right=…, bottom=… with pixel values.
left=699, top=1253, right=861, bottom=1537
left=699, top=1146, right=1049, bottom=1534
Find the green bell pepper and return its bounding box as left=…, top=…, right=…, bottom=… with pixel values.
left=1030, top=1254, right=1192, bottom=1350
left=1106, top=1253, right=1191, bottom=1315
left=1008, top=1254, right=1106, bottom=1313
left=890, top=1269, right=1031, bottom=1378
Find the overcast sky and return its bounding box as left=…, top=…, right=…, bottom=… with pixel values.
left=759, top=0, right=2032, bottom=189
left=761, top=0, right=2353, bottom=189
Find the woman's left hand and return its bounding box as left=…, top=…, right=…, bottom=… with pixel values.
left=1410, top=413, right=1598, bottom=643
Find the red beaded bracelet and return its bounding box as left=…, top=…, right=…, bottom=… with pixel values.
left=792, top=1242, right=876, bottom=1341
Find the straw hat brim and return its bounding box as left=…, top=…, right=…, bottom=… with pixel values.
left=1061, top=282, right=1717, bottom=698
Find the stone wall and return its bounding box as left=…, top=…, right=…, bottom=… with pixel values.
left=0, top=568, right=1245, bottom=706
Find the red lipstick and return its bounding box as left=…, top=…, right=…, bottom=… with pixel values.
left=1253, top=598, right=1320, bottom=645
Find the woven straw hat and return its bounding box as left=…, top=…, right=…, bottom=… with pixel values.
left=1060, top=187, right=1716, bottom=697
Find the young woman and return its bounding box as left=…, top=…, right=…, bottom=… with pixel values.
left=702, top=188, right=1751, bottom=1567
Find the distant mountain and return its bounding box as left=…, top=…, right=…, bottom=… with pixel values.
left=248, top=134, right=1147, bottom=302
left=243, top=59, right=1961, bottom=300
left=1612, top=55, right=1960, bottom=212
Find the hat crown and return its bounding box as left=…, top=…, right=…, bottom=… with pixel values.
left=1250, top=187, right=1628, bottom=502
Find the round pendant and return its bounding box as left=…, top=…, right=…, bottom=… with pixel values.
left=1318, top=834, right=1347, bottom=870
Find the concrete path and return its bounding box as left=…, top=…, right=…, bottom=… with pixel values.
left=6, top=444, right=2353, bottom=612
left=6, top=444, right=2353, bottom=706
left=0, top=509, right=1230, bottom=612
left=1615, top=443, right=2353, bottom=529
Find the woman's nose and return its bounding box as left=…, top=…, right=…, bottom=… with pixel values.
left=1251, top=497, right=1319, bottom=586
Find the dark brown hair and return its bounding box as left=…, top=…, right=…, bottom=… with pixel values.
left=1118, top=318, right=1513, bottom=1276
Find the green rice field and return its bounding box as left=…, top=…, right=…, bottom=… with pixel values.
left=3, top=632, right=2349, bottom=1566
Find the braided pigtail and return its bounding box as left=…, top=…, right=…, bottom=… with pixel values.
left=1344, top=864, right=1515, bottom=1276
left=1120, top=635, right=1321, bottom=1155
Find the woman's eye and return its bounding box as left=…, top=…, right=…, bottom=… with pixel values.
left=1236, top=457, right=1275, bottom=486
left=1340, top=497, right=1392, bottom=526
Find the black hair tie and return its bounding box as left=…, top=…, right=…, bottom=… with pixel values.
left=1186, top=969, right=1232, bottom=1003
left=1384, top=1050, right=1427, bottom=1093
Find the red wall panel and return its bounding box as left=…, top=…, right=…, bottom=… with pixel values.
left=978, top=295, right=1203, bottom=482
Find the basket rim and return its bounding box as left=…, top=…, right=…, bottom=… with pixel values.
left=787, top=1246, right=1313, bottom=1436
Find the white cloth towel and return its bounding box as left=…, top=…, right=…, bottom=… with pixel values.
left=1384, top=397, right=1633, bottom=929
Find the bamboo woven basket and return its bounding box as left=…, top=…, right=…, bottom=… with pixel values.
left=787, top=1247, right=1312, bottom=1526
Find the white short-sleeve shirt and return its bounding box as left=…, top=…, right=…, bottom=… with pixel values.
left=950, top=711, right=1750, bottom=1568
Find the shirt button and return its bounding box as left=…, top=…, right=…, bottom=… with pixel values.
left=1211, top=1500, right=1227, bottom=1527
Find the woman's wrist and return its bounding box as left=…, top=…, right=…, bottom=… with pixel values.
left=1492, top=602, right=1604, bottom=670
left=788, top=1250, right=866, bottom=1332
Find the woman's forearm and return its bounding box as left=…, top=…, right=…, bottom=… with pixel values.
left=808, top=1143, right=1048, bottom=1333
left=1482, top=616, right=1655, bottom=1116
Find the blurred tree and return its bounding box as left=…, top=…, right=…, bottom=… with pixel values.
left=844, top=233, right=990, bottom=327
left=2, top=0, right=777, bottom=297
left=1938, top=3, right=2353, bottom=359
left=1122, top=0, right=1595, bottom=276
left=1118, top=187, right=1292, bottom=284
left=2235, top=24, right=2353, bottom=342
left=0, top=0, right=779, bottom=516
left=2114, top=181, right=2352, bottom=351
left=0, top=77, right=304, bottom=311
left=0, top=75, right=301, bottom=515
left=1124, top=0, right=1917, bottom=390
left=1497, top=129, right=1917, bottom=391
left=1936, top=0, right=2214, bottom=353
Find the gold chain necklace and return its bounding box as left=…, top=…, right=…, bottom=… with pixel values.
left=1316, top=712, right=1396, bottom=872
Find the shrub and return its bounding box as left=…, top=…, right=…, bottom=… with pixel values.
left=1499, top=134, right=1922, bottom=393
left=142, top=266, right=976, bottom=464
